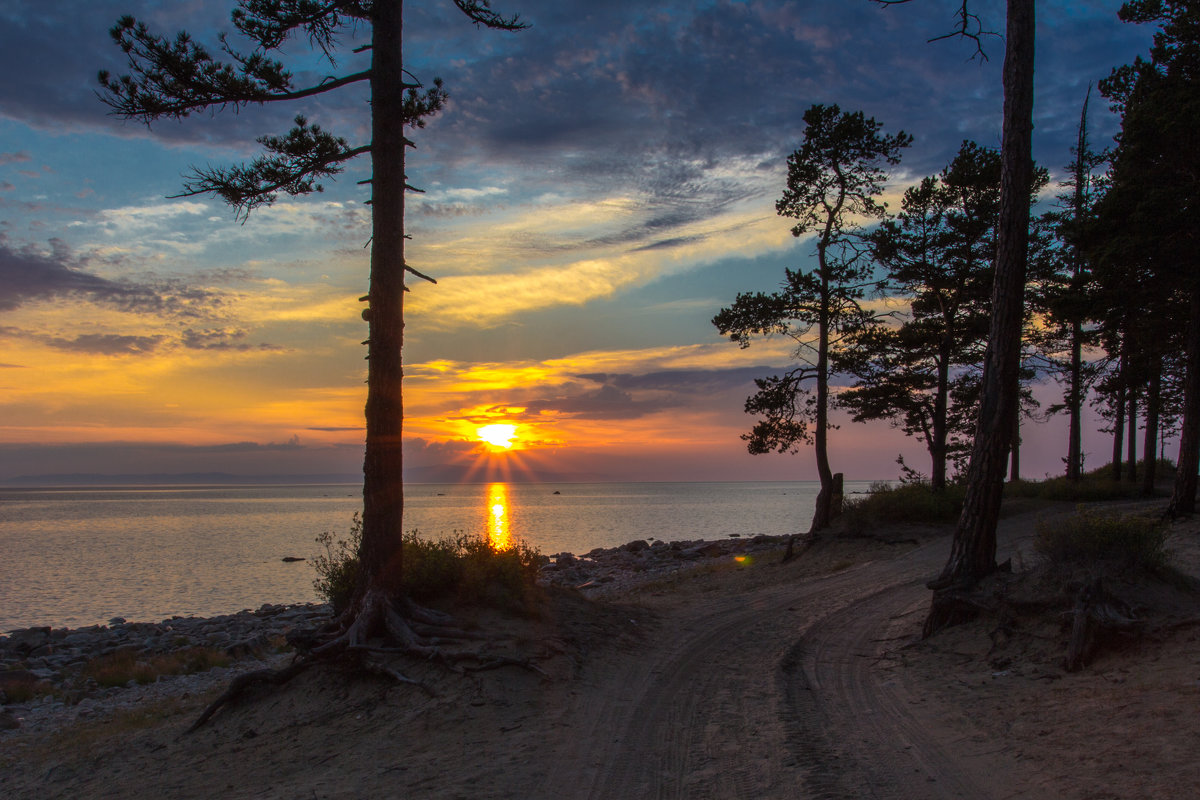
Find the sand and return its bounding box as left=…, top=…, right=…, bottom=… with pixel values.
left=2, top=500, right=1197, bottom=799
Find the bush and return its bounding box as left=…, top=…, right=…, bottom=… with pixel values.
left=313, top=518, right=543, bottom=611
left=841, top=481, right=965, bottom=526
left=1034, top=507, right=1168, bottom=572
left=312, top=514, right=362, bottom=614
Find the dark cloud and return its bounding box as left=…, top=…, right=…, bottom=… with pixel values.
left=0, top=151, right=31, bottom=165
left=42, top=333, right=164, bottom=355
left=507, top=365, right=786, bottom=421
left=0, top=235, right=225, bottom=316
left=181, top=328, right=283, bottom=352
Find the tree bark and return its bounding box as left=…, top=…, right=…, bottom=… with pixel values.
left=359, top=0, right=408, bottom=599
left=1009, top=399, right=1021, bottom=482
left=1142, top=360, right=1161, bottom=496
left=931, top=334, right=951, bottom=490
left=1169, top=287, right=1200, bottom=516
left=811, top=254, right=834, bottom=533
left=1112, top=348, right=1126, bottom=481
left=1127, top=384, right=1139, bottom=483
left=1067, top=317, right=1084, bottom=480
left=925, top=0, right=1035, bottom=636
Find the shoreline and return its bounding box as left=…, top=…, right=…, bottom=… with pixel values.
left=0, top=532, right=791, bottom=736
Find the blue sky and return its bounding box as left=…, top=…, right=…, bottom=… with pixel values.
left=0, top=0, right=1156, bottom=482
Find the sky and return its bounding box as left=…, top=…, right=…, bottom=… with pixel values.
left=0, top=0, right=1159, bottom=484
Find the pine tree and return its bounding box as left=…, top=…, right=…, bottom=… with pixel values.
left=714, top=104, right=909, bottom=533
left=99, top=0, right=526, bottom=687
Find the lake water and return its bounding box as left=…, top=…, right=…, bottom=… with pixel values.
left=0, top=480, right=878, bottom=631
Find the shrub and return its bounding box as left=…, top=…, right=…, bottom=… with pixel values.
left=312, top=518, right=543, bottom=611
left=1034, top=507, right=1168, bottom=572
left=313, top=514, right=362, bottom=614
left=841, top=481, right=965, bottom=526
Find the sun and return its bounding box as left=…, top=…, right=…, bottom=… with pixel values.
left=477, top=423, right=518, bottom=450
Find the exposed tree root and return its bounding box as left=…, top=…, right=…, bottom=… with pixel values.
left=187, top=587, right=551, bottom=733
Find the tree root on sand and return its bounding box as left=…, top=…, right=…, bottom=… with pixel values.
left=187, top=588, right=549, bottom=733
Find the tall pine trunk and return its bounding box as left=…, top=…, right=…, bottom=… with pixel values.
left=359, top=0, right=408, bottom=599
left=1127, top=385, right=1139, bottom=483
left=930, top=335, right=951, bottom=490
left=1169, top=287, right=1200, bottom=516
left=1142, top=361, right=1161, bottom=496
left=811, top=258, right=835, bottom=532
left=1112, top=344, right=1126, bottom=480
left=1067, top=319, right=1084, bottom=480
left=925, top=0, right=1035, bottom=635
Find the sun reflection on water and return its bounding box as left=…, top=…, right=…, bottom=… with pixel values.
left=486, top=483, right=511, bottom=549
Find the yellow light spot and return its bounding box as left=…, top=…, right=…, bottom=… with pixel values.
left=477, top=423, right=517, bottom=449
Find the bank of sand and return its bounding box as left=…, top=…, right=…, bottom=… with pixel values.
left=2, top=500, right=1198, bottom=799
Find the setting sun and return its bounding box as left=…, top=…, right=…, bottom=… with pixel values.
left=477, top=423, right=518, bottom=449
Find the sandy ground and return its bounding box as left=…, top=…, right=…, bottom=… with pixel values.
left=2, top=500, right=1198, bottom=799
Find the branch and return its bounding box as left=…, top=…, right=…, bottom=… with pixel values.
left=453, top=0, right=530, bottom=31
left=97, top=15, right=374, bottom=123
left=869, top=0, right=998, bottom=61
left=232, top=1, right=371, bottom=55
left=172, top=116, right=370, bottom=218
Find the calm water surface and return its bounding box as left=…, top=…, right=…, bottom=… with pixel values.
left=0, top=481, right=877, bottom=631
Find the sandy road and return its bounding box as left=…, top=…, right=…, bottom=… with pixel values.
left=543, top=514, right=1043, bottom=800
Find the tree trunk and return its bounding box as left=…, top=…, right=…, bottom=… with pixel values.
left=925, top=0, right=1035, bottom=636
left=1067, top=317, right=1084, bottom=480
left=1169, top=287, right=1200, bottom=516
left=1142, top=361, right=1161, bottom=496
left=931, top=335, right=951, bottom=491
left=358, top=0, right=408, bottom=599
left=811, top=263, right=834, bottom=533
left=1127, top=385, right=1138, bottom=483
left=1009, top=399, right=1021, bottom=482
left=1112, top=350, right=1126, bottom=481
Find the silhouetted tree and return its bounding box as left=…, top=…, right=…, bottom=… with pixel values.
left=99, top=0, right=526, bottom=655
left=1095, top=0, right=1200, bottom=512
left=842, top=141, right=1000, bottom=490
left=924, top=0, right=1037, bottom=635
left=1037, top=88, right=1108, bottom=482
left=714, top=104, right=909, bottom=533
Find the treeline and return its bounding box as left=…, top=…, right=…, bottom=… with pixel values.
left=715, top=1, right=1200, bottom=531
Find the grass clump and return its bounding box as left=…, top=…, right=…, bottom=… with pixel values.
left=80, top=647, right=232, bottom=688
left=1034, top=507, right=1168, bottom=573
left=313, top=515, right=544, bottom=612
left=1, top=674, right=56, bottom=703
left=841, top=481, right=965, bottom=526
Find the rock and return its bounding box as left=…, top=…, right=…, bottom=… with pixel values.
left=281, top=556, right=305, bottom=563
left=108, top=617, right=127, bottom=626
left=622, top=539, right=650, bottom=553
left=0, top=711, right=20, bottom=730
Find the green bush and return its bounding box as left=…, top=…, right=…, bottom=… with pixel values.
left=1034, top=507, right=1168, bottom=572
left=312, top=514, right=362, bottom=614
left=841, top=481, right=965, bottom=526
left=313, top=517, right=543, bottom=611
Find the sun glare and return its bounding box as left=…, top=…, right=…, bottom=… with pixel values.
left=477, top=423, right=518, bottom=449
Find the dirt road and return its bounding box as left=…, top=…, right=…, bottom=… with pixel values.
left=544, top=514, right=1043, bottom=799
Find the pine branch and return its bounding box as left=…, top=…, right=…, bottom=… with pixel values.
left=97, top=15, right=375, bottom=123
left=172, top=116, right=369, bottom=218
left=232, top=0, right=370, bottom=54
left=453, top=0, right=529, bottom=31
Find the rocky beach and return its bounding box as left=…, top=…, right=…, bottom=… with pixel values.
left=2, top=506, right=1198, bottom=799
